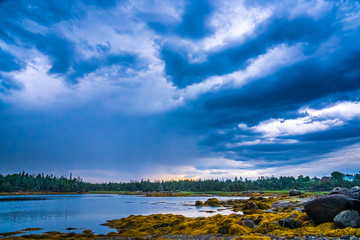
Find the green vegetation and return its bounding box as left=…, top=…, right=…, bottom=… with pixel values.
left=1, top=171, right=360, bottom=193
left=0, top=171, right=86, bottom=193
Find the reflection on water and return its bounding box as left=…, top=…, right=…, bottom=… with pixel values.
left=0, top=194, right=247, bottom=235
left=0, top=197, right=49, bottom=202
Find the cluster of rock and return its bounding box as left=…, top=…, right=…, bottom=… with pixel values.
left=330, top=186, right=360, bottom=199
left=304, top=187, right=360, bottom=228
left=195, top=197, right=273, bottom=215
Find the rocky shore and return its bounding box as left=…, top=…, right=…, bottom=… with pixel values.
left=3, top=188, right=360, bottom=240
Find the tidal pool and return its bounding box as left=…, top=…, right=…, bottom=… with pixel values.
left=0, top=194, right=248, bottom=235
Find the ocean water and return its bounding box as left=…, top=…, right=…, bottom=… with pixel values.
left=0, top=194, right=247, bottom=235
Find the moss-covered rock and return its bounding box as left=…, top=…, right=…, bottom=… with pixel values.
left=204, top=198, right=221, bottom=207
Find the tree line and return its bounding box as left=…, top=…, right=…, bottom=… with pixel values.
left=0, top=171, right=87, bottom=193
left=0, top=171, right=359, bottom=193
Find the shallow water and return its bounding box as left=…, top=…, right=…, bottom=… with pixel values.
left=0, top=194, right=247, bottom=235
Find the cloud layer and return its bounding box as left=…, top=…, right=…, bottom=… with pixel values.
left=1, top=0, right=360, bottom=181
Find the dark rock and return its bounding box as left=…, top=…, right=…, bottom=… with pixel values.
left=240, top=219, right=255, bottom=228
left=330, top=187, right=352, bottom=196
left=330, top=187, right=360, bottom=200
left=279, top=213, right=302, bottom=229
left=153, top=223, right=170, bottom=229
left=66, top=227, right=77, bottom=231
left=334, top=210, right=360, bottom=228
left=351, top=186, right=360, bottom=199
left=195, top=200, right=203, bottom=206
left=65, top=232, right=76, bottom=237
left=289, top=189, right=301, bottom=196
left=242, top=202, right=258, bottom=210
left=304, top=194, right=360, bottom=224
left=218, top=227, right=228, bottom=234
left=253, top=215, right=263, bottom=225
left=279, top=218, right=302, bottom=229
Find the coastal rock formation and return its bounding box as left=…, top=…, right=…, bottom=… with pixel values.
left=204, top=198, right=221, bottom=207
left=289, top=189, right=301, bottom=196
left=304, top=194, right=360, bottom=224
left=330, top=186, right=360, bottom=200
left=334, top=210, right=360, bottom=228
left=330, top=187, right=352, bottom=196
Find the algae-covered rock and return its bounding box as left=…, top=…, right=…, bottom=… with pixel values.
left=204, top=198, right=221, bottom=207
left=304, top=194, right=360, bottom=224
left=278, top=217, right=302, bottom=229
left=195, top=200, right=203, bottom=206
left=242, top=202, right=259, bottom=210
left=255, top=201, right=271, bottom=210
left=334, top=210, right=360, bottom=228
left=240, top=219, right=255, bottom=228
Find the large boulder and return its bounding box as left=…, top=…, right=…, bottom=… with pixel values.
left=334, top=210, right=360, bottom=228
left=304, top=194, right=360, bottom=224
left=289, top=189, right=301, bottom=196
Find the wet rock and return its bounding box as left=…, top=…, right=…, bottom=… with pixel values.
left=304, top=194, right=360, bottom=224
left=195, top=200, right=203, bottom=206
left=334, top=210, right=360, bottom=228
left=289, top=189, right=301, bottom=196
left=240, top=219, right=255, bottom=228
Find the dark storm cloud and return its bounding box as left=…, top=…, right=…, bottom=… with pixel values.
left=0, top=0, right=138, bottom=83
left=1, top=0, right=360, bottom=179
left=68, top=53, right=142, bottom=83
left=198, top=50, right=360, bottom=126
left=146, top=0, right=213, bottom=38
left=174, top=0, right=213, bottom=39
left=0, top=49, right=23, bottom=72
left=161, top=13, right=337, bottom=88
left=166, top=23, right=360, bottom=166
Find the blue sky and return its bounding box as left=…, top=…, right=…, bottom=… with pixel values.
left=1, top=0, right=360, bottom=182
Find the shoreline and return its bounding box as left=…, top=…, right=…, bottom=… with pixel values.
left=3, top=194, right=359, bottom=239
left=0, top=190, right=327, bottom=197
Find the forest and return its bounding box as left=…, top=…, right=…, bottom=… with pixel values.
left=0, top=171, right=359, bottom=193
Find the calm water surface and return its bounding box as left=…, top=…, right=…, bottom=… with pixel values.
left=0, top=194, right=247, bottom=235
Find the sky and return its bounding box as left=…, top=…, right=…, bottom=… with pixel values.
left=1, top=0, right=360, bottom=182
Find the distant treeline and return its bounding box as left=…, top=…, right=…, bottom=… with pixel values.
left=0, top=172, right=87, bottom=193
left=0, top=171, right=359, bottom=193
